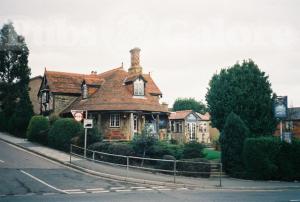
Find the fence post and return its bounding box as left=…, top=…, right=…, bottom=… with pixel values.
left=70, top=145, right=72, bottom=164
left=219, top=163, right=222, bottom=187
left=173, top=160, right=177, bottom=183
left=92, top=151, right=95, bottom=161
left=126, top=156, right=129, bottom=180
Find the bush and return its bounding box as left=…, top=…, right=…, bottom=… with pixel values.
left=27, top=116, right=50, bottom=145
left=156, top=155, right=176, bottom=172
left=49, top=114, right=60, bottom=125
left=76, top=127, right=103, bottom=147
left=170, top=138, right=178, bottom=145
left=182, top=141, right=206, bottom=159
left=243, top=137, right=281, bottom=180
left=89, top=142, right=134, bottom=165
left=177, top=158, right=211, bottom=178
left=0, top=112, right=6, bottom=131
left=48, top=118, right=83, bottom=152
left=220, top=112, right=249, bottom=176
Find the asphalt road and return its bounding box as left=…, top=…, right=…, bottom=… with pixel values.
left=0, top=140, right=300, bottom=202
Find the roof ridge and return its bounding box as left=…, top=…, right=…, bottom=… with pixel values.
left=97, top=66, right=123, bottom=77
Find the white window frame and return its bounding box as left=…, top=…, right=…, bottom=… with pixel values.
left=110, top=114, right=120, bottom=128
left=134, top=78, right=144, bottom=96
left=133, top=115, right=138, bottom=132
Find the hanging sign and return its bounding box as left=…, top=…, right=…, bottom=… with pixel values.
left=71, top=110, right=84, bottom=122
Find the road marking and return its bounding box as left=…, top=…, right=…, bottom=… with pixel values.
left=131, top=186, right=146, bottom=189
left=42, top=193, right=56, bottom=196
left=0, top=159, right=4, bottom=163
left=110, top=186, right=126, bottom=190
left=177, top=187, right=188, bottom=190
left=136, top=188, right=153, bottom=191
left=152, top=186, right=165, bottom=189
left=62, top=189, right=81, bottom=192
left=91, top=190, right=110, bottom=193
left=67, top=191, right=86, bottom=194
left=86, top=188, right=105, bottom=191
left=20, top=170, right=68, bottom=194
left=115, top=189, right=131, bottom=192
left=157, top=188, right=172, bottom=191
left=290, top=200, right=300, bottom=202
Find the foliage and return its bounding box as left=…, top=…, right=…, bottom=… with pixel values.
left=206, top=59, right=276, bottom=136
left=169, top=138, right=178, bottom=145
left=243, top=137, right=281, bottom=180
left=147, top=141, right=183, bottom=159
left=8, top=89, right=33, bottom=137
left=77, top=127, right=103, bottom=147
left=177, top=158, right=211, bottom=178
left=48, top=118, right=83, bottom=152
left=220, top=112, right=249, bottom=176
left=0, top=22, right=33, bottom=135
left=131, top=125, right=157, bottom=159
left=49, top=113, right=60, bottom=125
left=88, top=142, right=134, bottom=165
left=26, top=115, right=49, bottom=145
left=173, top=98, right=207, bottom=114
left=182, top=141, right=206, bottom=159
left=244, top=137, right=300, bottom=181
left=203, top=148, right=220, bottom=160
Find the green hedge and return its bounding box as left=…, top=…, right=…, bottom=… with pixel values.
left=182, top=142, right=206, bottom=159
left=177, top=158, right=211, bottom=178
left=48, top=118, right=83, bottom=152
left=243, top=137, right=300, bottom=180
left=27, top=115, right=50, bottom=145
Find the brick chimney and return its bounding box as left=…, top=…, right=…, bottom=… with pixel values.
left=128, top=47, right=143, bottom=74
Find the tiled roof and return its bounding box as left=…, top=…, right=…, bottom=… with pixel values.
left=196, top=112, right=210, bottom=121
left=49, top=67, right=167, bottom=113
left=169, top=110, right=193, bottom=120
left=44, top=68, right=118, bottom=94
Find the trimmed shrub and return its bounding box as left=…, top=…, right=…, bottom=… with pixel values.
left=177, top=158, right=211, bottom=178
left=170, top=139, right=178, bottom=145
left=243, top=137, right=281, bottom=180
left=0, top=112, right=6, bottom=131
left=27, top=115, right=50, bottom=145
left=220, top=112, right=249, bottom=176
left=277, top=139, right=300, bottom=180
left=88, top=142, right=134, bottom=165
left=156, top=155, right=176, bottom=172
left=76, top=127, right=103, bottom=147
left=182, top=141, right=206, bottom=159
left=49, top=113, right=60, bottom=125
left=48, top=118, right=83, bottom=152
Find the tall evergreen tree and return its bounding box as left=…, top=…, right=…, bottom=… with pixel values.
left=0, top=22, right=33, bottom=135
left=206, top=59, right=276, bottom=136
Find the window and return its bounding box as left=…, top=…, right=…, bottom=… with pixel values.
left=110, top=114, right=120, bottom=127
left=134, top=78, right=144, bottom=96
left=175, top=121, right=182, bottom=133
left=82, top=84, right=88, bottom=99
left=171, top=121, right=174, bottom=132
left=41, top=91, right=49, bottom=104
left=134, top=115, right=138, bottom=132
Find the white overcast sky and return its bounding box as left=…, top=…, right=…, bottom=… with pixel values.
left=1, top=0, right=299, bottom=107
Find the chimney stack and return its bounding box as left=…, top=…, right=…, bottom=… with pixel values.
left=128, top=47, right=143, bottom=74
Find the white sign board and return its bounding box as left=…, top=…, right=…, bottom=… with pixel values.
left=71, top=110, right=84, bottom=122
left=84, top=119, right=93, bottom=128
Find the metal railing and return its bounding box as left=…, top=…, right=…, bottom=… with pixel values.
left=70, top=144, right=222, bottom=186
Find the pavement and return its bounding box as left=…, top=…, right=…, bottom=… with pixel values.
left=1, top=132, right=300, bottom=191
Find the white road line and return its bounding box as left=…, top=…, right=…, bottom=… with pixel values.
left=91, top=190, right=110, bottom=193
left=137, top=188, right=153, bottom=191
left=62, top=189, right=81, bottom=192
left=157, top=188, right=172, bottom=191
left=290, top=200, right=300, bottom=202
left=131, top=186, right=146, bottom=189
left=177, top=187, right=188, bottom=190
left=152, top=186, right=165, bottom=189
left=67, top=191, right=86, bottom=194
left=20, top=170, right=68, bottom=194
left=0, top=159, right=4, bottom=163
left=115, top=189, right=131, bottom=192
left=86, top=188, right=105, bottom=191
left=110, top=186, right=126, bottom=190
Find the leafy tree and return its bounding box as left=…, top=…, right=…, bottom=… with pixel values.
left=173, top=98, right=207, bottom=114
left=131, top=124, right=157, bottom=166
left=0, top=22, right=33, bottom=134
left=206, top=60, right=276, bottom=136
left=220, top=112, right=249, bottom=175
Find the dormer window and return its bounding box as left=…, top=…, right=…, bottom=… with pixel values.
left=82, top=83, right=88, bottom=99
left=134, top=78, right=144, bottom=96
